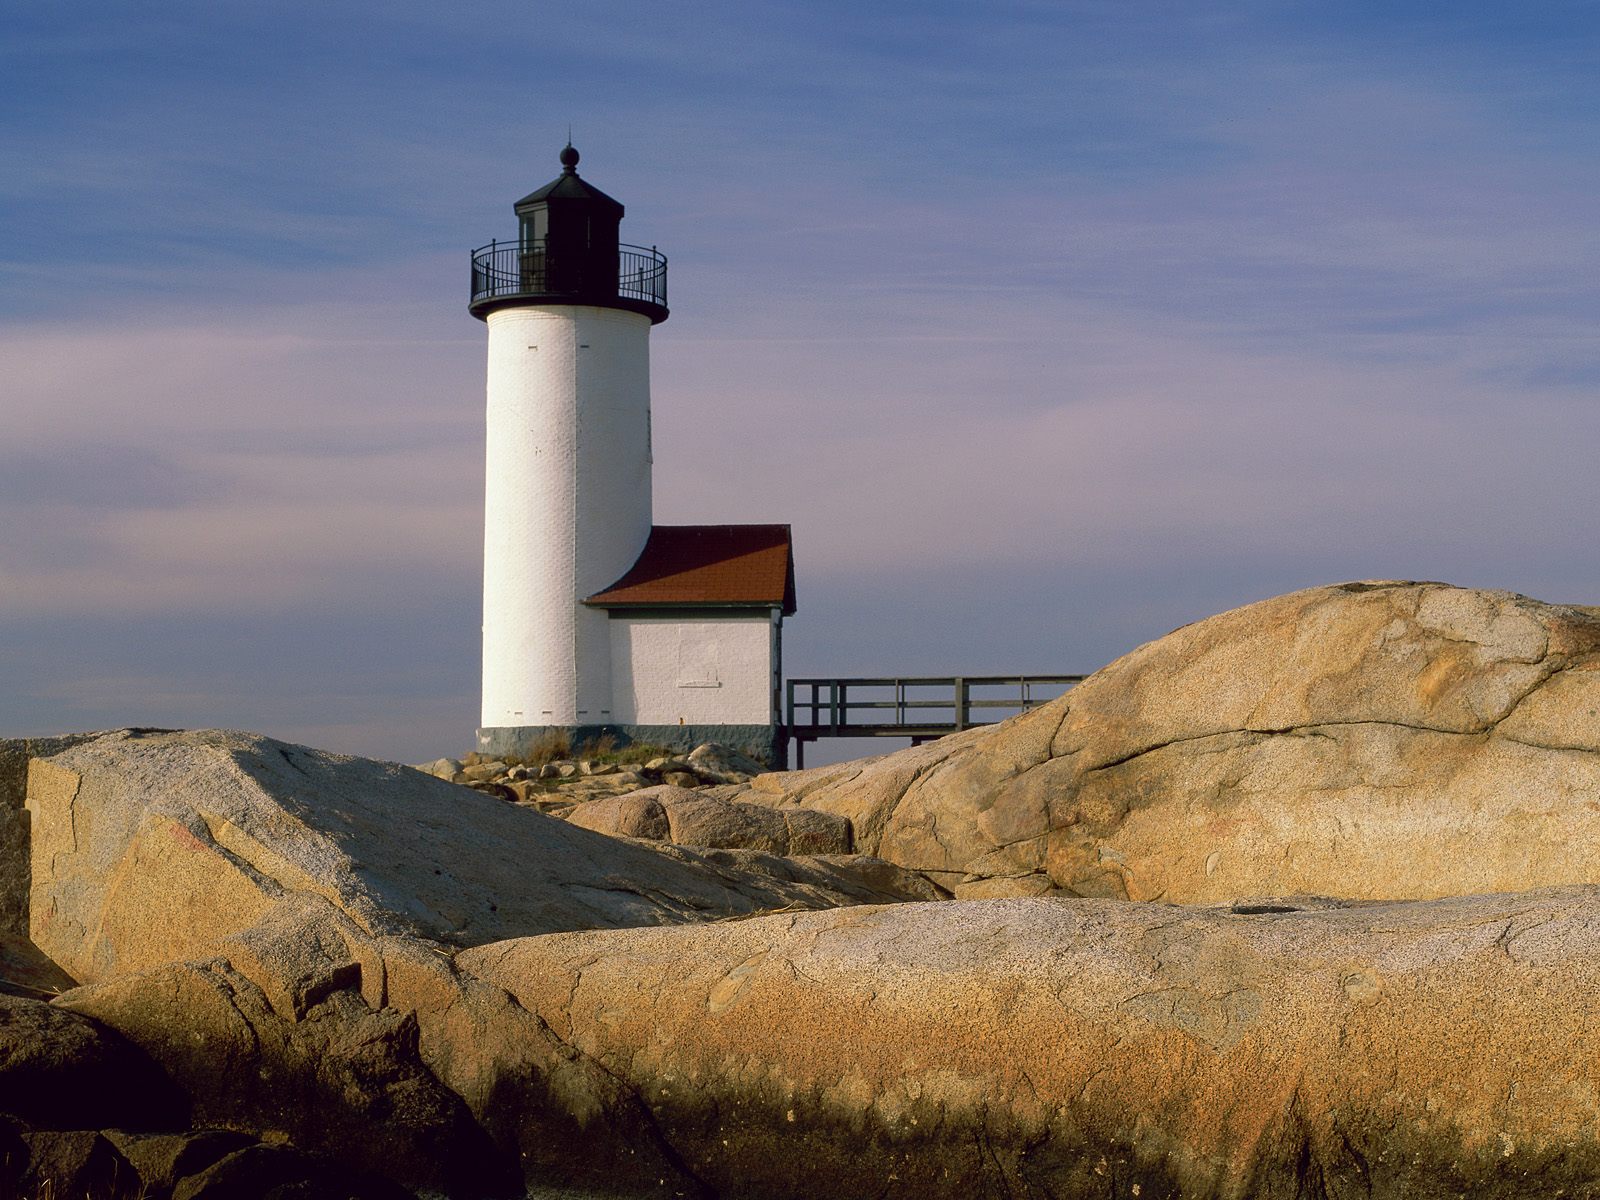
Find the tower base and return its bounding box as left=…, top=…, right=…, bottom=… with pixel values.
left=476, top=724, right=787, bottom=771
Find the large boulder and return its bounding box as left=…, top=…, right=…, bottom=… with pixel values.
left=567, top=785, right=853, bottom=855
left=739, top=582, right=1600, bottom=900
left=18, top=728, right=940, bottom=1196
left=24, top=729, right=939, bottom=985
left=455, top=887, right=1600, bottom=1200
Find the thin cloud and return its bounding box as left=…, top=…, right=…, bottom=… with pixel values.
left=4, top=2, right=1600, bottom=759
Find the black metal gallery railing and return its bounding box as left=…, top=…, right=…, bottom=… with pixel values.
left=469, top=241, right=667, bottom=309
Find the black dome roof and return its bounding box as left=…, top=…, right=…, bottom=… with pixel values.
left=514, top=144, right=623, bottom=215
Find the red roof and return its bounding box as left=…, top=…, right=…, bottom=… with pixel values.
left=585, top=525, right=796, bottom=615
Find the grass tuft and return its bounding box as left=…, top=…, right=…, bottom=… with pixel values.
left=522, top=729, right=572, bottom=766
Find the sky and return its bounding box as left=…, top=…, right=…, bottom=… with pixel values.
left=4, top=1, right=1600, bottom=764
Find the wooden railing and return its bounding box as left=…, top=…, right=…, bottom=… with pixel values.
left=785, top=675, right=1083, bottom=766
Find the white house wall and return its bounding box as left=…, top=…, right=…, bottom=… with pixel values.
left=609, top=613, right=777, bottom=726
left=481, top=305, right=653, bottom=728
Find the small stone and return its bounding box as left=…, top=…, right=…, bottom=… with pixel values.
left=564, top=787, right=851, bottom=856
left=688, top=743, right=768, bottom=780
left=413, top=758, right=462, bottom=781
left=663, top=771, right=700, bottom=788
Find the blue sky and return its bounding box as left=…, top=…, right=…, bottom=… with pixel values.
left=4, top=2, right=1600, bottom=761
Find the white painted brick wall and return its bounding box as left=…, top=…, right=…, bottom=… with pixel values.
left=481, top=305, right=653, bottom=727
left=609, top=613, right=776, bottom=725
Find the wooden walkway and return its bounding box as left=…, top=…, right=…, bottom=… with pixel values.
left=785, top=675, right=1083, bottom=767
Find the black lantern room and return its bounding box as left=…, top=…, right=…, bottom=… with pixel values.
left=469, top=144, right=668, bottom=324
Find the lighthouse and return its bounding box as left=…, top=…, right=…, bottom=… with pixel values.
left=470, top=146, right=794, bottom=766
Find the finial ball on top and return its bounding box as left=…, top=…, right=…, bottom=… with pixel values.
left=560, top=143, right=580, bottom=170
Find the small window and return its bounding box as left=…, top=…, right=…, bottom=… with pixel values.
left=520, top=210, right=548, bottom=253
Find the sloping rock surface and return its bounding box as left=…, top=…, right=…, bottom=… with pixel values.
left=737, top=581, right=1600, bottom=899
left=459, top=887, right=1600, bottom=1200
left=25, top=729, right=937, bottom=985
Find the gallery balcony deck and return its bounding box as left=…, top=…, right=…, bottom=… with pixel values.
left=468, top=241, right=668, bottom=322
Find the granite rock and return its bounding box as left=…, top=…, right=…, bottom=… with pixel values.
left=24, top=729, right=945, bottom=986
left=458, top=886, right=1600, bottom=1200
left=739, top=582, right=1600, bottom=900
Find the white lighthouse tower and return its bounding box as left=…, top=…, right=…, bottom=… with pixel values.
left=470, top=145, right=795, bottom=766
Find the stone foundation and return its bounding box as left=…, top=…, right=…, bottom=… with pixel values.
left=476, top=724, right=786, bottom=769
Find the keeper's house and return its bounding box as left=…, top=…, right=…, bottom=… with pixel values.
left=469, top=146, right=795, bottom=766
